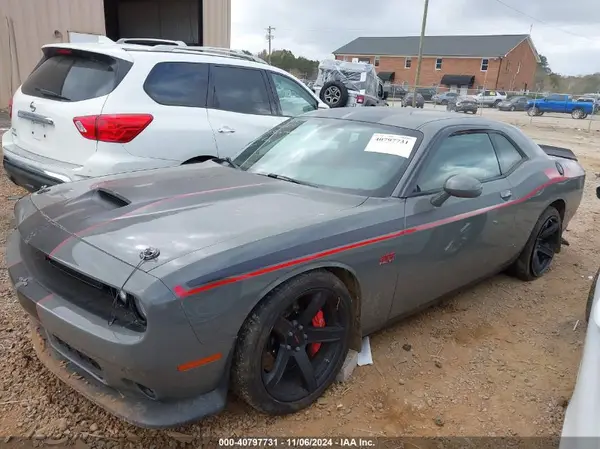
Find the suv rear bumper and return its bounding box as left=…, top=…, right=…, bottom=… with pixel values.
left=3, top=155, right=64, bottom=192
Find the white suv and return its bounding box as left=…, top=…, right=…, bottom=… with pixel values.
left=2, top=40, right=326, bottom=192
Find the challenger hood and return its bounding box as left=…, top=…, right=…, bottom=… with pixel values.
left=23, top=164, right=365, bottom=270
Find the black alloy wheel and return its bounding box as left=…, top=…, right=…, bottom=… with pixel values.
left=261, top=288, right=348, bottom=402
left=530, top=215, right=561, bottom=277
left=232, top=270, right=352, bottom=415
left=508, top=206, right=562, bottom=281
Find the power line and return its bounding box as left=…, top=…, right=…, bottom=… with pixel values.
left=266, top=26, right=276, bottom=64
left=490, top=0, right=594, bottom=41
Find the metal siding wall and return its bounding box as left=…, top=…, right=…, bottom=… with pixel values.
left=203, top=0, right=231, bottom=48
left=0, top=0, right=106, bottom=108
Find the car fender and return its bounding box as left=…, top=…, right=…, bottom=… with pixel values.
left=249, top=260, right=364, bottom=350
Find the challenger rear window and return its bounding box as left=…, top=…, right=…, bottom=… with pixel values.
left=21, top=51, right=131, bottom=102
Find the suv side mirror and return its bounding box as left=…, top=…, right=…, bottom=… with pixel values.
left=431, top=174, right=483, bottom=207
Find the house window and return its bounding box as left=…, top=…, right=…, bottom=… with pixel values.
left=481, top=58, right=489, bottom=71
left=358, top=57, right=371, bottom=63
left=435, top=58, right=443, bottom=70
left=374, top=56, right=380, bottom=67
left=405, top=57, right=412, bottom=69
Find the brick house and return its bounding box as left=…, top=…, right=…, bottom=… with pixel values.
left=333, top=34, right=540, bottom=93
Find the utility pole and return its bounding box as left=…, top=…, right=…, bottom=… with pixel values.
left=412, top=0, right=430, bottom=107
left=266, top=26, right=275, bottom=64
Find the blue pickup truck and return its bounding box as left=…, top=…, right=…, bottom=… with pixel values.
left=525, top=94, right=595, bottom=119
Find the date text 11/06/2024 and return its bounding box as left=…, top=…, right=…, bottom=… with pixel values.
left=218, top=438, right=376, bottom=447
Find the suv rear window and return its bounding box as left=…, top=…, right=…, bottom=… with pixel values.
left=21, top=52, right=128, bottom=102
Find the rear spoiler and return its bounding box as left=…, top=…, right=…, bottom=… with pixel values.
left=538, top=144, right=578, bottom=162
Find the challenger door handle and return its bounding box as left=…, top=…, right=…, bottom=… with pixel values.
left=500, top=189, right=512, bottom=200
left=217, top=126, right=235, bottom=134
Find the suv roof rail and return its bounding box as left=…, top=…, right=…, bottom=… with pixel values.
left=146, top=45, right=268, bottom=64
left=116, top=38, right=187, bottom=47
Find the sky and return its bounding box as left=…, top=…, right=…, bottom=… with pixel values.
left=230, top=0, right=600, bottom=76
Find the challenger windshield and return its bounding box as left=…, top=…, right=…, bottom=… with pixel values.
left=234, top=117, right=423, bottom=197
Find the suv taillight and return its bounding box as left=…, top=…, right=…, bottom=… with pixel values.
left=356, top=95, right=365, bottom=104
left=8, top=96, right=13, bottom=119
left=73, top=114, right=153, bottom=143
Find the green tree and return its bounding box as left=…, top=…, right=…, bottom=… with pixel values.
left=255, top=49, right=319, bottom=79
left=538, top=54, right=551, bottom=74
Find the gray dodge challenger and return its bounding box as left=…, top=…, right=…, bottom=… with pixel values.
left=7, top=108, right=585, bottom=428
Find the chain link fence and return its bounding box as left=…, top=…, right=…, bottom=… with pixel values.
left=382, top=84, right=600, bottom=132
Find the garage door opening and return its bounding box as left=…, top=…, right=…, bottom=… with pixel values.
left=103, top=0, right=203, bottom=45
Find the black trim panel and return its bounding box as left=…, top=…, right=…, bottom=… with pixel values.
left=3, top=156, right=64, bottom=192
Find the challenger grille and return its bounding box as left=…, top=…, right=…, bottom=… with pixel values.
left=20, top=240, right=146, bottom=332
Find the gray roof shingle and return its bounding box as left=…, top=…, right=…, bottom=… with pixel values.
left=333, top=34, right=532, bottom=58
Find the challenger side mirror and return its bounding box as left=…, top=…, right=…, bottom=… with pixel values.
left=431, top=174, right=483, bottom=207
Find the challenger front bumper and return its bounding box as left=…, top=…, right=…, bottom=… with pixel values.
left=6, top=227, right=234, bottom=428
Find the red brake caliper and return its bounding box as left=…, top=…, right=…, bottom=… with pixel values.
left=309, top=310, right=326, bottom=357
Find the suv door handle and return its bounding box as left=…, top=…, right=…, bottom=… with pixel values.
left=217, top=126, right=235, bottom=134
left=500, top=189, right=512, bottom=200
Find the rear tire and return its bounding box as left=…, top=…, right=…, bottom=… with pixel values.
left=232, top=270, right=353, bottom=415
left=572, top=108, right=585, bottom=119
left=508, top=206, right=562, bottom=281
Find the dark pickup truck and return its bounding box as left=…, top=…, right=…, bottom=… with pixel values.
left=526, top=94, right=595, bottom=119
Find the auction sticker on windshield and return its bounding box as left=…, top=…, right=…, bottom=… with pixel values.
left=364, top=133, right=417, bottom=158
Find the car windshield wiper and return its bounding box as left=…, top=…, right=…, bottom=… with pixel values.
left=34, top=87, right=71, bottom=101
left=212, top=157, right=240, bottom=169
left=264, top=173, right=316, bottom=187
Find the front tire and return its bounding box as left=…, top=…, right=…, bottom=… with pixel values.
left=508, top=206, right=562, bottom=281
left=232, top=270, right=353, bottom=415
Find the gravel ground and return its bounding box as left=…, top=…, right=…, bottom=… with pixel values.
left=0, top=111, right=599, bottom=448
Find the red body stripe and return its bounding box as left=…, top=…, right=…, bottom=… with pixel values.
left=174, top=175, right=569, bottom=298
left=48, top=184, right=263, bottom=257
left=36, top=294, right=54, bottom=307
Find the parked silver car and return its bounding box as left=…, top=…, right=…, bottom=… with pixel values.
left=401, top=92, right=425, bottom=108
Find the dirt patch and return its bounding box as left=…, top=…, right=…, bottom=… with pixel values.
left=0, top=113, right=598, bottom=447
